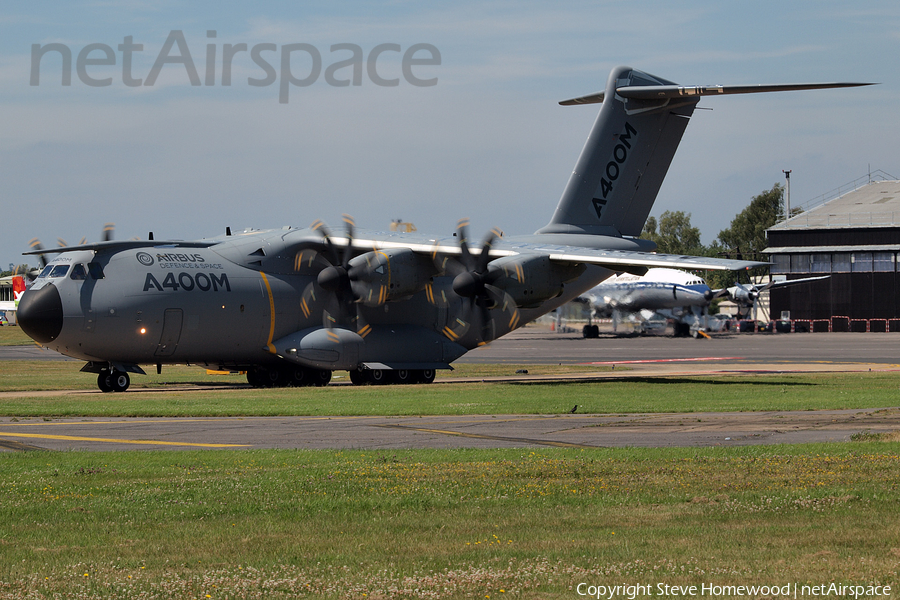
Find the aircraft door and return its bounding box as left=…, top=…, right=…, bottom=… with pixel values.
left=155, top=308, right=183, bottom=357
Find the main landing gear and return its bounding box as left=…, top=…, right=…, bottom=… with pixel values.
left=348, top=368, right=436, bottom=385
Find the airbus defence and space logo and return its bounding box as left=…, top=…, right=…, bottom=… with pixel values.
left=593, top=121, right=638, bottom=220
left=137, top=252, right=231, bottom=293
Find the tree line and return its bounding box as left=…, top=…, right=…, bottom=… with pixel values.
left=639, top=183, right=790, bottom=289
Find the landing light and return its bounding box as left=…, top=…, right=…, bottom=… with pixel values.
left=140, top=328, right=147, bottom=335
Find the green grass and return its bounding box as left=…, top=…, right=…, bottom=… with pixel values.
left=0, top=360, right=607, bottom=392
left=0, top=325, right=31, bottom=346
left=1, top=364, right=899, bottom=417
left=1, top=444, right=898, bottom=598
left=3, top=358, right=900, bottom=598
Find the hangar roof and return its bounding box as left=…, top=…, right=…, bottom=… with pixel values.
left=770, top=180, right=900, bottom=231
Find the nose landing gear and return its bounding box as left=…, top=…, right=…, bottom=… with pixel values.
left=97, top=369, right=130, bottom=393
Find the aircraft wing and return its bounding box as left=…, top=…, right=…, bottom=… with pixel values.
left=23, top=239, right=219, bottom=256
left=24, top=226, right=766, bottom=274
left=537, top=247, right=765, bottom=272
left=305, top=232, right=768, bottom=273
left=757, top=275, right=830, bottom=292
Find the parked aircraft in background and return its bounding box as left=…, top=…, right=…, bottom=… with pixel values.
left=17, top=66, right=868, bottom=390
left=579, top=268, right=722, bottom=337
left=579, top=268, right=829, bottom=338
left=727, top=275, right=830, bottom=321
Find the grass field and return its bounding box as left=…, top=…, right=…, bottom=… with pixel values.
left=1, top=444, right=899, bottom=599
left=0, top=326, right=30, bottom=346
left=2, top=330, right=900, bottom=598
left=1, top=360, right=899, bottom=418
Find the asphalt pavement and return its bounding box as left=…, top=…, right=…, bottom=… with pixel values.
left=2, top=326, right=899, bottom=452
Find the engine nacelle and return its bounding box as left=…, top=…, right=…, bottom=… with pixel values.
left=487, top=255, right=585, bottom=308
left=727, top=284, right=758, bottom=306
left=349, top=248, right=438, bottom=305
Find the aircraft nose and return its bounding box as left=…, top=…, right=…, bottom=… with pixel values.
left=17, top=284, right=64, bottom=344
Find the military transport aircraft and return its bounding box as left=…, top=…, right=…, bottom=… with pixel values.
left=579, top=268, right=829, bottom=338
left=16, top=66, right=870, bottom=391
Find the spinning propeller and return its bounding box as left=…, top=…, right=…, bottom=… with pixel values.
left=726, top=274, right=830, bottom=320
left=298, top=215, right=376, bottom=337
left=27, top=223, right=116, bottom=274
left=428, top=219, right=519, bottom=344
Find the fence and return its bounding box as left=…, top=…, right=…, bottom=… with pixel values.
left=736, top=316, right=900, bottom=333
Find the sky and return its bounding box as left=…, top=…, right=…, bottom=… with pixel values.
left=2, top=1, right=898, bottom=270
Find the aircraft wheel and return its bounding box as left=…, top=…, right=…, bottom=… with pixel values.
left=257, top=367, right=284, bottom=388
left=393, top=369, right=414, bottom=384
left=312, top=369, right=332, bottom=387
left=246, top=368, right=264, bottom=388
left=97, top=371, right=114, bottom=393
left=288, top=366, right=308, bottom=387
left=414, top=369, right=436, bottom=384
left=590, top=324, right=599, bottom=338
left=582, top=325, right=591, bottom=338
left=366, top=369, right=389, bottom=385
left=109, top=371, right=130, bottom=393
left=349, top=369, right=367, bottom=385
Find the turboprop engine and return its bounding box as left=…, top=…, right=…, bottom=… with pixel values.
left=485, top=255, right=585, bottom=308
left=347, top=248, right=439, bottom=305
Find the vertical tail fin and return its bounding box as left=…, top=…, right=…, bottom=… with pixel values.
left=537, top=66, right=873, bottom=238
left=537, top=66, right=700, bottom=237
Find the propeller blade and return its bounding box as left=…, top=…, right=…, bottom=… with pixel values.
left=305, top=215, right=365, bottom=331
left=299, top=281, right=318, bottom=320
left=28, top=239, right=48, bottom=268
left=483, top=284, right=520, bottom=340
left=102, top=223, right=115, bottom=242
left=311, top=220, right=340, bottom=266
left=341, top=214, right=356, bottom=269
left=476, top=228, right=502, bottom=274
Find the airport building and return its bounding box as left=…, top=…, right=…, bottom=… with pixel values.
left=764, top=176, right=900, bottom=330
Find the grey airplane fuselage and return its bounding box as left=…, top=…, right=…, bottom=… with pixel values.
left=25, top=231, right=612, bottom=371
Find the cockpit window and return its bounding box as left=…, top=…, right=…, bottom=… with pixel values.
left=49, top=265, right=70, bottom=278
left=37, top=265, right=53, bottom=279
left=88, top=262, right=105, bottom=280
left=70, top=264, right=87, bottom=280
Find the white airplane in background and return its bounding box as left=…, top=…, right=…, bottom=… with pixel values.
left=580, top=268, right=720, bottom=337
left=579, top=268, right=828, bottom=338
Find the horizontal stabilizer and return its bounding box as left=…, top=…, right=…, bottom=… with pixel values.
left=616, top=81, right=876, bottom=100
left=560, top=81, right=875, bottom=105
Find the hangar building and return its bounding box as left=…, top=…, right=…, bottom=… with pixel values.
left=764, top=177, right=900, bottom=329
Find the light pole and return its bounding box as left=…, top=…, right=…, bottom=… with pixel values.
left=782, top=169, right=792, bottom=220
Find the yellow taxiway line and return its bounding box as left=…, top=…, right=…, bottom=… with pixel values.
left=0, top=432, right=249, bottom=448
